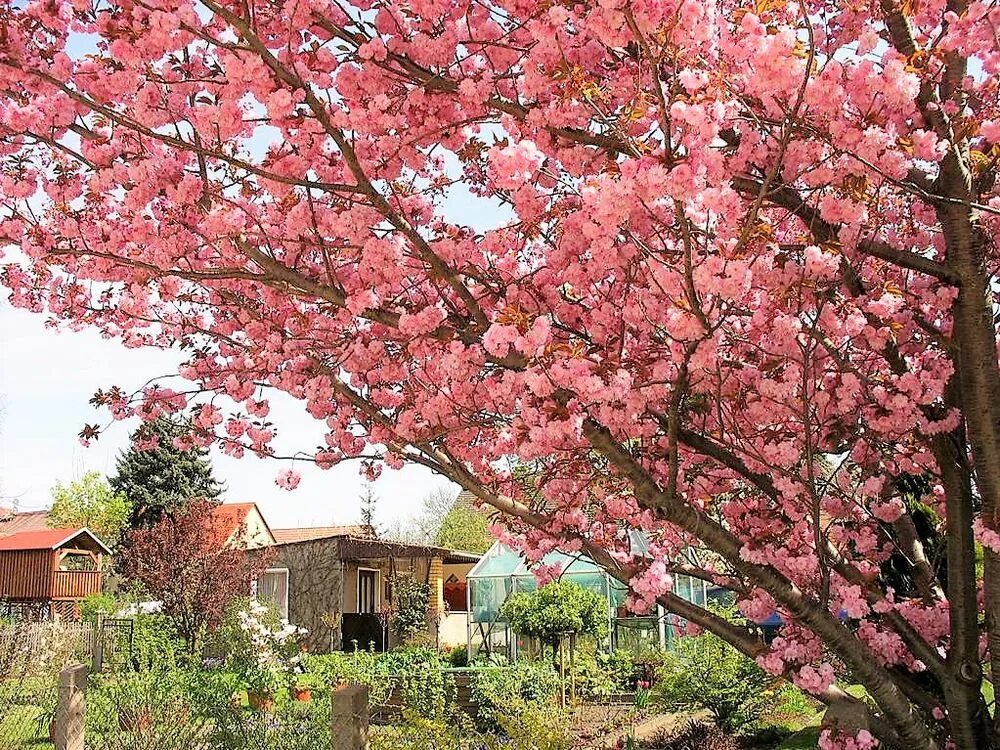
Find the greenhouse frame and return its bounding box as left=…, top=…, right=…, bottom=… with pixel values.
left=465, top=541, right=711, bottom=660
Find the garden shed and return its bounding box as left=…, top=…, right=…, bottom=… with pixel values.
left=466, top=541, right=710, bottom=659
left=0, top=527, right=111, bottom=620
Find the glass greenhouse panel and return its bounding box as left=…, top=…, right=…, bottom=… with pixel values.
left=470, top=575, right=514, bottom=623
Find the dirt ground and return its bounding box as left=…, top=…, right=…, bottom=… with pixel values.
left=570, top=703, right=687, bottom=749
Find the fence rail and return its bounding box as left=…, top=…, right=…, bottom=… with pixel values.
left=51, top=571, right=103, bottom=600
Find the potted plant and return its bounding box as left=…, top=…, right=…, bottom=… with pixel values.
left=247, top=687, right=275, bottom=712
left=225, top=599, right=309, bottom=712
left=292, top=673, right=317, bottom=702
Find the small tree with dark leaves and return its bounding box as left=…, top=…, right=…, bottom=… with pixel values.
left=119, top=498, right=271, bottom=652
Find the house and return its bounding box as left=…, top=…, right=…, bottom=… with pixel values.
left=0, top=507, right=52, bottom=536
left=208, top=502, right=276, bottom=549
left=263, top=528, right=480, bottom=654
left=0, top=527, right=112, bottom=620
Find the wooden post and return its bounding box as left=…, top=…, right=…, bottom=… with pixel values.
left=53, top=663, right=87, bottom=750
left=332, top=684, right=369, bottom=750
left=92, top=613, right=104, bottom=673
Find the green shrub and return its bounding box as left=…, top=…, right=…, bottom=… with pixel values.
left=131, top=614, right=191, bottom=671
left=469, top=659, right=560, bottom=732
left=371, top=712, right=478, bottom=750
left=79, top=593, right=120, bottom=624
left=501, top=580, right=608, bottom=647
left=571, top=647, right=636, bottom=698
left=440, top=645, right=468, bottom=667
left=389, top=575, right=431, bottom=643
left=305, top=647, right=451, bottom=720
left=654, top=611, right=778, bottom=733
left=495, top=702, right=573, bottom=750
left=371, top=708, right=571, bottom=750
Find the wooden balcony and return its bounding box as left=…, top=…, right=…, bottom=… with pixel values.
left=51, top=570, right=103, bottom=600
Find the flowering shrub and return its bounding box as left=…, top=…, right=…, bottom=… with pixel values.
left=226, top=599, right=308, bottom=695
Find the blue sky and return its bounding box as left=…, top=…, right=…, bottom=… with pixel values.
left=0, top=304, right=458, bottom=529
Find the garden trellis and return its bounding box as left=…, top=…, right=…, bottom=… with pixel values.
left=465, top=542, right=711, bottom=660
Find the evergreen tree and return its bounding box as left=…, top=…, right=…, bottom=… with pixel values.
left=359, top=483, right=379, bottom=538
left=111, top=416, right=223, bottom=528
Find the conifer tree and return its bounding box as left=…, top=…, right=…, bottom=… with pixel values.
left=110, top=416, right=223, bottom=529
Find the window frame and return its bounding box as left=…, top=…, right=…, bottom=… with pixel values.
left=257, top=567, right=291, bottom=621
left=357, top=567, right=380, bottom=614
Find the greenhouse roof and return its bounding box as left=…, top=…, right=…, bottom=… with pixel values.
left=467, top=542, right=609, bottom=579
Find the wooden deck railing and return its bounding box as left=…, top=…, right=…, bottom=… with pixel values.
left=51, top=570, right=103, bottom=599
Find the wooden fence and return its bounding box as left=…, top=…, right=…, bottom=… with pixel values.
left=0, top=619, right=134, bottom=676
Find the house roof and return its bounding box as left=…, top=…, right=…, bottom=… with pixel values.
left=0, top=509, right=52, bottom=537
left=0, top=527, right=112, bottom=555
left=295, top=533, right=482, bottom=564
left=271, top=525, right=371, bottom=544
left=209, top=502, right=275, bottom=547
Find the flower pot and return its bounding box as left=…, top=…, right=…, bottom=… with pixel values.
left=293, top=686, right=312, bottom=702
left=48, top=719, right=57, bottom=744
left=248, top=691, right=275, bottom=711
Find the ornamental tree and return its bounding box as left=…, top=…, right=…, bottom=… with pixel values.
left=3, top=0, right=1000, bottom=746
left=502, top=579, right=609, bottom=648
left=119, top=498, right=270, bottom=651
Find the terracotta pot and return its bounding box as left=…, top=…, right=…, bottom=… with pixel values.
left=48, top=719, right=57, bottom=744
left=293, top=687, right=312, bottom=702
left=248, top=691, right=274, bottom=712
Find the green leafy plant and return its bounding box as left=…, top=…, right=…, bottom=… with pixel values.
left=495, top=702, right=572, bottom=750
left=501, top=580, right=608, bottom=649
left=654, top=607, right=779, bottom=734
left=80, top=593, right=121, bottom=624
left=469, top=659, right=560, bottom=733
left=304, top=647, right=452, bottom=720
left=389, top=574, right=431, bottom=643
left=131, top=614, right=191, bottom=672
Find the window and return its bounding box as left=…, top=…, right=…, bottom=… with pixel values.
left=358, top=569, right=378, bottom=614
left=257, top=569, right=290, bottom=620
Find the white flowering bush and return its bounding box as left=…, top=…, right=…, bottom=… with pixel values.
left=226, top=598, right=308, bottom=695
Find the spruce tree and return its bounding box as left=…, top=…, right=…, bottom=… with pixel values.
left=359, top=483, right=380, bottom=538
left=111, top=416, right=223, bottom=528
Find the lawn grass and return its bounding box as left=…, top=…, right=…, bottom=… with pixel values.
left=0, top=704, right=54, bottom=750
left=776, top=726, right=821, bottom=749
left=768, top=685, right=868, bottom=750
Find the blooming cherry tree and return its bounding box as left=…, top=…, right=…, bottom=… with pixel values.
left=3, top=0, right=1000, bottom=746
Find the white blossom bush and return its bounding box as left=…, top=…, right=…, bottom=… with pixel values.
left=226, top=598, right=308, bottom=695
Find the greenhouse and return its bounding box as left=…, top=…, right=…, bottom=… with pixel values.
left=465, top=541, right=711, bottom=659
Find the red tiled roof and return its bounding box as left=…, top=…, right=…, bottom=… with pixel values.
left=0, top=509, right=52, bottom=537
left=0, top=528, right=110, bottom=553
left=271, top=525, right=370, bottom=545
left=208, top=502, right=257, bottom=545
